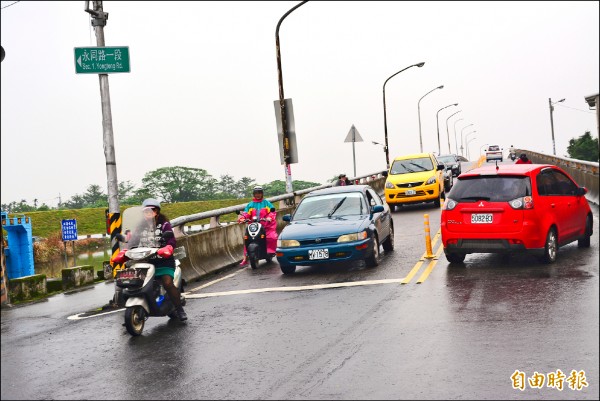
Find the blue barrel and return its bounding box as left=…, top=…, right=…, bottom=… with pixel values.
left=1, top=212, right=35, bottom=279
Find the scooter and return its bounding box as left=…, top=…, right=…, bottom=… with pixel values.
left=237, top=211, right=275, bottom=269
left=113, top=206, right=187, bottom=336
left=114, top=241, right=187, bottom=336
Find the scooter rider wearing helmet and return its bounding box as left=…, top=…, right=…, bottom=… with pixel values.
left=238, top=186, right=278, bottom=266
left=115, top=198, right=187, bottom=321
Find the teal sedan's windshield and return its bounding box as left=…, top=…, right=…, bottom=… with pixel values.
left=390, top=157, right=433, bottom=174
left=293, top=193, right=367, bottom=220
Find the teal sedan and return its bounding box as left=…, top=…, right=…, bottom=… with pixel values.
left=276, top=185, right=394, bottom=274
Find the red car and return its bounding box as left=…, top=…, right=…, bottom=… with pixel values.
left=441, top=163, right=593, bottom=264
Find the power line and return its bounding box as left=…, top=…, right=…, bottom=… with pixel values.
left=555, top=103, right=595, bottom=114
left=1, top=1, right=20, bottom=10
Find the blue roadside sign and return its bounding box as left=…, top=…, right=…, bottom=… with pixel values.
left=61, top=219, right=78, bottom=241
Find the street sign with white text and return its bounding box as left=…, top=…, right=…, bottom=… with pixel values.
left=74, top=46, right=130, bottom=74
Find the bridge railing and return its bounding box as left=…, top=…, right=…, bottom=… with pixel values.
left=170, top=171, right=387, bottom=283
left=516, top=149, right=599, bottom=206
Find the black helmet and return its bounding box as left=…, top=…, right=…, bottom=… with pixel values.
left=339, top=173, right=346, bottom=179
left=142, top=198, right=161, bottom=210
left=252, top=186, right=264, bottom=194
left=520, top=153, right=527, bottom=160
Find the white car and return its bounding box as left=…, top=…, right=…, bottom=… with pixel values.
left=485, top=145, right=503, bottom=162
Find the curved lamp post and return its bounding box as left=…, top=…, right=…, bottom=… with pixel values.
left=453, top=118, right=464, bottom=155
left=382, top=62, right=425, bottom=168
left=460, top=123, right=474, bottom=157
left=436, top=103, right=458, bottom=154
left=275, top=0, right=308, bottom=193
left=464, top=130, right=476, bottom=159
left=445, top=110, right=461, bottom=155
left=549, top=97, right=565, bottom=155
left=417, top=85, right=444, bottom=153
left=466, top=137, right=477, bottom=160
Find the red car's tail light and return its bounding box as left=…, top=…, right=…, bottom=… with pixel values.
left=509, top=196, right=534, bottom=210
left=447, top=239, right=458, bottom=245
left=443, top=199, right=458, bottom=210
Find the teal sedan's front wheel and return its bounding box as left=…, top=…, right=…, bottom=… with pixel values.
left=365, top=236, right=380, bottom=268
left=280, top=264, right=296, bottom=275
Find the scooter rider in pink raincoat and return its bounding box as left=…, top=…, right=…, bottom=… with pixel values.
left=238, top=186, right=278, bottom=266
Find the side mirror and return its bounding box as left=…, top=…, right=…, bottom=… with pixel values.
left=576, top=187, right=588, bottom=196
left=437, top=164, right=444, bottom=171
left=372, top=205, right=384, bottom=213
left=282, top=214, right=291, bottom=222
left=382, top=171, right=388, bottom=177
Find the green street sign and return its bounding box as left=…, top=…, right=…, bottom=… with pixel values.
left=74, top=46, right=130, bottom=74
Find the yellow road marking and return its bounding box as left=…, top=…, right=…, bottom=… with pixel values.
left=402, top=229, right=443, bottom=284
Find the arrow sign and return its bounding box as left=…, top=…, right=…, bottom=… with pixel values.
left=344, top=124, right=364, bottom=143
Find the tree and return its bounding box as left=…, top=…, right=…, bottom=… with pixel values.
left=566, top=131, right=599, bottom=162
left=262, top=180, right=322, bottom=197
left=141, top=166, right=214, bottom=203
left=82, top=184, right=107, bottom=208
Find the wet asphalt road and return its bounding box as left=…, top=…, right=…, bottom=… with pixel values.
left=1, top=187, right=599, bottom=399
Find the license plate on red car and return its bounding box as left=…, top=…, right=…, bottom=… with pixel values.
left=471, top=213, right=493, bottom=224
left=309, top=249, right=329, bottom=260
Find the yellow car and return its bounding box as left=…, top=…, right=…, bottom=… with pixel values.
left=384, top=152, right=446, bottom=210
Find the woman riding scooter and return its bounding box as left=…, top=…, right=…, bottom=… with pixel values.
left=238, top=187, right=278, bottom=266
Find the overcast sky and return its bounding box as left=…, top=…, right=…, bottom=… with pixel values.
left=1, top=1, right=598, bottom=208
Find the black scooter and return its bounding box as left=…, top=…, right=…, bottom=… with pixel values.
left=237, top=209, right=275, bottom=269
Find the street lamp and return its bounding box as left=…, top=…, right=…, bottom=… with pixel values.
left=453, top=118, right=464, bottom=154
left=382, top=62, right=426, bottom=168
left=460, top=123, right=474, bottom=157
left=445, top=110, right=461, bottom=154
left=275, top=0, right=308, bottom=194
left=417, top=85, right=444, bottom=153
left=464, top=131, right=476, bottom=158
left=466, top=137, right=477, bottom=160
left=549, top=97, right=565, bottom=156
left=436, top=103, right=458, bottom=154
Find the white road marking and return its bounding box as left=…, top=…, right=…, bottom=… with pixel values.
left=67, top=307, right=123, bottom=320
left=184, top=277, right=407, bottom=299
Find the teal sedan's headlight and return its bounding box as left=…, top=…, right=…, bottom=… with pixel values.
left=337, top=231, right=368, bottom=242
left=277, top=239, right=300, bottom=248
left=426, top=176, right=437, bottom=185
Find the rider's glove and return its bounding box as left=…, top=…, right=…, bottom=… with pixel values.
left=157, top=245, right=174, bottom=258
left=111, top=249, right=128, bottom=264
left=265, top=217, right=272, bottom=222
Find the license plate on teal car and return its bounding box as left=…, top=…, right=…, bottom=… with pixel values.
left=309, top=249, right=329, bottom=260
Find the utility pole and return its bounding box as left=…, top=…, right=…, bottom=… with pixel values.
left=85, top=1, right=122, bottom=306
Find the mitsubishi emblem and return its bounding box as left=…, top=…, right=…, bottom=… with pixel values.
left=315, top=238, right=321, bottom=243
left=478, top=202, right=484, bottom=207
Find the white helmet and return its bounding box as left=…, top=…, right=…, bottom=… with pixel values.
left=142, top=198, right=161, bottom=210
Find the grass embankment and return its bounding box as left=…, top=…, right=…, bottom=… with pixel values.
left=6, top=198, right=251, bottom=238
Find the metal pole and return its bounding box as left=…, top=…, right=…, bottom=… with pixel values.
left=453, top=118, right=463, bottom=155
left=549, top=97, right=556, bottom=156
left=86, top=1, right=122, bottom=306
left=436, top=104, right=458, bottom=155
left=460, top=124, right=474, bottom=157
left=445, top=110, right=461, bottom=154
left=417, top=85, right=443, bottom=153
left=383, top=62, right=425, bottom=168
left=275, top=1, right=308, bottom=194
